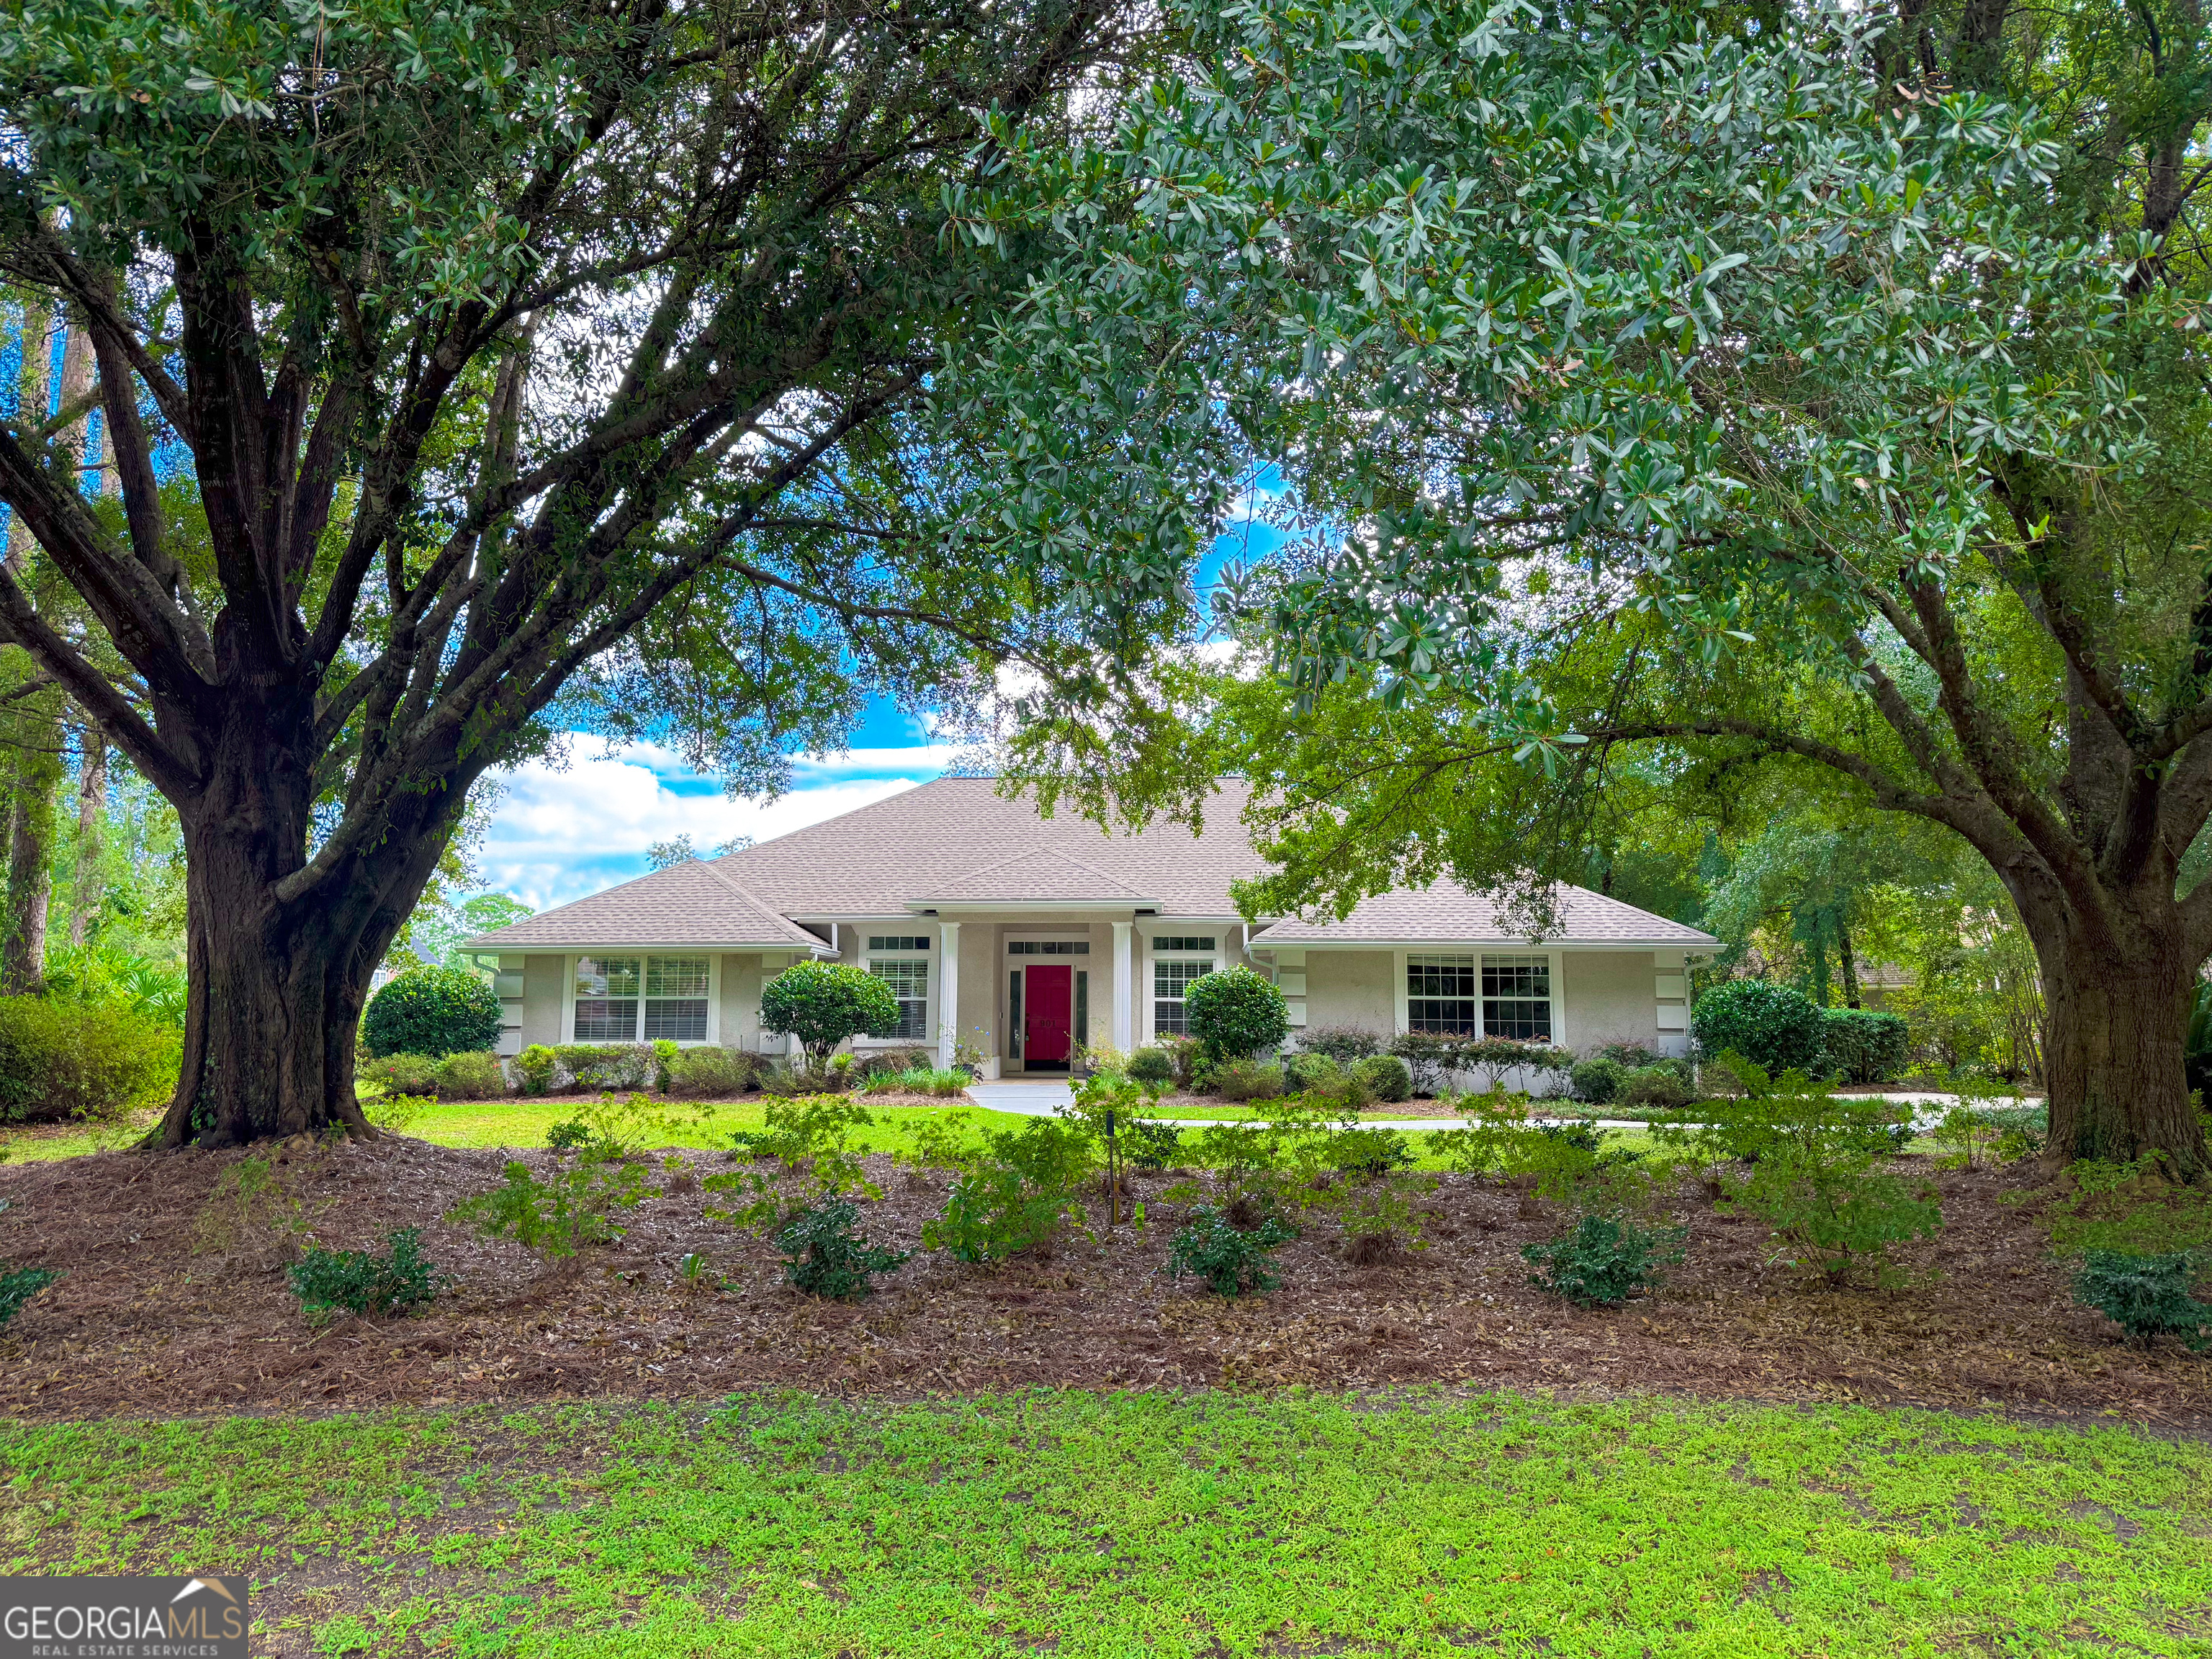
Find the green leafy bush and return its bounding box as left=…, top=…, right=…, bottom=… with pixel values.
left=1333, top=1128, right=1413, bottom=1177
left=1524, top=1214, right=1685, bottom=1307
left=1352, top=1053, right=1412, bottom=1103
left=1169, top=1204, right=1295, bottom=1296
left=287, top=1228, right=446, bottom=1318
left=547, top=1043, right=658, bottom=1092
left=705, top=1096, right=883, bottom=1232
left=433, top=1048, right=507, bottom=1100
left=772, top=1198, right=910, bottom=1299
left=1213, top=1058, right=1285, bottom=1101
left=1387, top=1031, right=1462, bottom=1095
left=759, top=962, right=902, bottom=1068
left=1457, top=1037, right=1573, bottom=1092
left=2072, top=1249, right=2211, bottom=1349
left=921, top=1118, right=1094, bottom=1262
left=1298, top=1025, right=1385, bottom=1064
left=664, top=1046, right=759, bottom=1098
left=1727, top=1155, right=1942, bottom=1287
left=1660, top=1061, right=1909, bottom=1164
left=0, top=995, right=176, bottom=1123
left=446, top=1159, right=652, bottom=1261
left=1617, top=1065, right=1692, bottom=1111
left=1285, top=1053, right=1374, bottom=1112
left=1990, top=1105, right=2049, bottom=1163
left=1125, top=1118, right=1186, bottom=1170
left=0, top=1264, right=59, bottom=1327
left=1821, top=1008, right=1910, bottom=1084
left=545, top=1116, right=593, bottom=1151
left=361, top=964, right=501, bottom=1058
left=1692, top=980, right=1826, bottom=1076
left=359, top=1052, right=439, bottom=1097
left=1184, top=966, right=1290, bottom=1061
left=1128, top=1046, right=1177, bottom=1085
left=1570, top=1056, right=1624, bottom=1105
left=515, top=1045, right=559, bottom=1095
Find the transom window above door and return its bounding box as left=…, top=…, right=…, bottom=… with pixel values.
left=575, top=955, right=710, bottom=1043
left=1008, top=940, right=1089, bottom=955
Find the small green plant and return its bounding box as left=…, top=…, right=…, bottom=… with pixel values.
left=2041, top=1156, right=2212, bottom=1258
left=1212, top=1057, right=1285, bottom=1101
left=921, top=1117, right=1095, bottom=1261
left=433, top=1048, right=508, bottom=1100
left=1524, top=1213, right=1686, bottom=1306
left=1333, top=1128, right=1414, bottom=1177
left=704, top=1095, right=884, bottom=1231
left=861, top=1065, right=971, bottom=1097
left=1128, top=1046, right=1177, bottom=1085
left=1727, top=1154, right=1943, bottom=1287
left=364, top=1089, right=432, bottom=1134
left=1570, top=1056, right=1624, bottom=1105
left=1169, top=1203, right=1296, bottom=1296
left=1125, top=1119, right=1186, bottom=1170
left=546, top=1116, right=593, bottom=1151
left=1989, top=1104, right=2048, bottom=1163
left=446, top=1159, right=652, bottom=1261
left=515, top=1044, right=560, bottom=1095
left=287, top=1228, right=447, bottom=1318
left=0, top=1264, right=58, bottom=1327
left=2072, top=1249, right=2211, bottom=1349
left=773, top=1198, right=912, bottom=1298
left=1336, top=1172, right=1432, bottom=1264
left=359, top=1051, right=440, bottom=1097
left=1932, top=1104, right=1997, bottom=1170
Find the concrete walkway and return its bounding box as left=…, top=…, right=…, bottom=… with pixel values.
left=963, top=1081, right=2015, bottom=1133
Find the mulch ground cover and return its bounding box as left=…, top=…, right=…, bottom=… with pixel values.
left=1, top=1131, right=2203, bottom=1428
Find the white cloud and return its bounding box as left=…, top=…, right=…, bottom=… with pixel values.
left=479, top=733, right=948, bottom=911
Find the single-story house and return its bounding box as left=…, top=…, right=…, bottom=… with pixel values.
left=464, top=778, right=1717, bottom=1079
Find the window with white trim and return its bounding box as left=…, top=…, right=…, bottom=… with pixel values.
left=574, top=956, right=639, bottom=1040
left=575, top=956, right=712, bottom=1042
left=867, top=948, right=930, bottom=1041
left=1406, top=953, right=1478, bottom=1035
left=1152, top=935, right=1217, bottom=953
left=1007, top=940, right=1089, bottom=955
left=867, top=935, right=930, bottom=952
left=1482, top=953, right=1553, bottom=1040
left=644, top=956, right=710, bottom=1041
left=1153, top=956, right=1213, bottom=1036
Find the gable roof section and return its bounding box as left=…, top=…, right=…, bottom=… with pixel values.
left=463, top=855, right=825, bottom=950
left=1254, top=881, right=1716, bottom=948
left=465, top=776, right=1719, bottom=950
left=915, top=847, right=1157, bottom=906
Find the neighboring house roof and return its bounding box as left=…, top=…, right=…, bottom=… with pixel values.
left=1251, top=881, right=1718, bottom=948
left=464, top=775, right=1719, bottom=951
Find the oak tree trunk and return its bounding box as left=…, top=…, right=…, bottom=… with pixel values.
left=2025, top=898, right=2208, bottom=1176
left=69, top=729, right=104, bottom=946
left=1, top=707, right=60, bottom=994
left=149, top=693, right=466, bottom=1148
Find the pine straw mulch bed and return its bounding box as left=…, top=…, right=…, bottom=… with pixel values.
left=0, top=1134, right=2203, bottom=1429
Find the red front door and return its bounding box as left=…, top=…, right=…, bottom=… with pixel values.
left=1025, top=964, right=1074, bottom=1065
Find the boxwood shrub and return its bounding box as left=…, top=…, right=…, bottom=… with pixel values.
left=1691, top=979, right=1825, bottom=1076
left=361, top=965, right=501, bottom=1058
left=0, top=995, right=176, bottom=1123
left=1822, top=1007, right=1910, bottom=1084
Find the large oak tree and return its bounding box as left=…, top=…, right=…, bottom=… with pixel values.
left=0, top=0, right=1195, bottom=1144
left=971, top=0, right=2212, bottom=1172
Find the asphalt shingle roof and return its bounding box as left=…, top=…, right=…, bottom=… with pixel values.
left=464, top=777, right=1718, bottom=950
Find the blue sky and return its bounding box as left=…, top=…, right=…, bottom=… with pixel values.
left=478, top=497, right=1291, bottom=912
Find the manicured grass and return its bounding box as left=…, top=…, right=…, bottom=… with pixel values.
left=396, top=1096, right=1043, bottom=1156
left=4, top=1391, right=2206, bottom=1656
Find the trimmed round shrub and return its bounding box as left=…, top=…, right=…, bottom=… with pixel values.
left=361, top=965, right=501, bottom=1058
left=359, top=1051, right=439, bottom=1097
left=759, top=961, right=902, bottom=1067
left=1691, top=979, right=1825, bottom=1075
left=1213, top=1058, right=1286, bottom=1101
left=0, top=995, right=176, bottom=1123
left=1570, top=1056, right=1625, bottom=1105
left=1184, top=966, right=1291, bottom=1061
left=1352, top=1053, right=1413, bottom=1103
left=1128, top=1046, right=1177, bottom=1085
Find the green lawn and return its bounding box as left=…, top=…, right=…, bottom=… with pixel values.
left=4, top=1391, right=2205, bottom=1657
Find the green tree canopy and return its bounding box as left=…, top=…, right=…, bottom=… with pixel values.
left=971, top=0, right=2212, bottom=1172
left=0, top=0, right=1196, bottom=1144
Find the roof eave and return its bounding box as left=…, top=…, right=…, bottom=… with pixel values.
left=459, top=935, right=835, bottom=953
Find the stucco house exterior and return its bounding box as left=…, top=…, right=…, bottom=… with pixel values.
left=464, top=778, right=1717, bottom=1078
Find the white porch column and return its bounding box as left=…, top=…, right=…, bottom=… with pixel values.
left=938, top=920, right=962, bottom=1067
left=1112, top=920, right=1134, bottom=1053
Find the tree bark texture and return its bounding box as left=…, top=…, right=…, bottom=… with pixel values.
left=1, top=705, right=59, bottom=995
left=69, top=729, right=104, bottom=946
